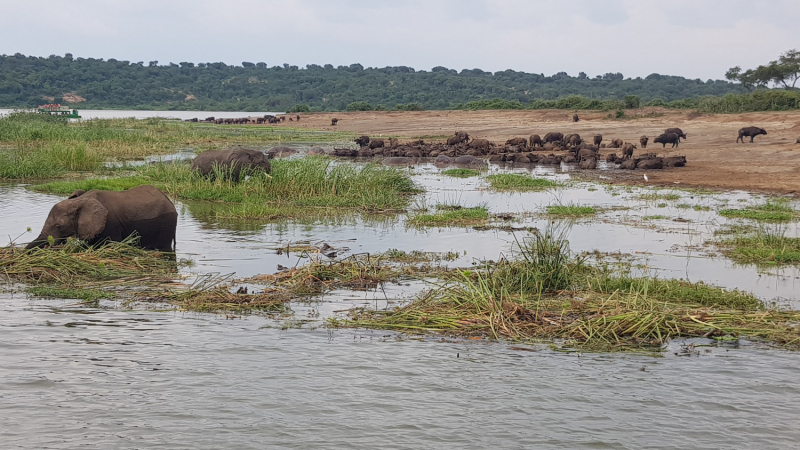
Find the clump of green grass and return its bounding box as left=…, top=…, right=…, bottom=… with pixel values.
left=0, top=236, right=180, bottom=284
left=485, top=174, right=562, bottom=191
left=33, top=157, right=421, bottom=218
left=441, top=168, right=480, bottom=178
left=717, top=230, right=800, bottom=265
left=636, top=192, right=681, bottom=202
left=693, top=205, right=711, bottom=211
left=0, top=113, right=356, bottom=179
left=546, top=204, right=597, bottom=217
left=643, top=215, right=668, bottom=220
left=27, top=286, right=115, bottom=302
left=332, top=230, right=800, bottom=352
left=408, top=206, right=489, bottom=227
left=719, top=199, right=797, bottom=222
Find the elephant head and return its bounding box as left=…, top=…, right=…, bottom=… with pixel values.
left=25, top=196, right=108, bottom=250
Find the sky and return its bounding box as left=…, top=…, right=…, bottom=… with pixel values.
left=1, top=0, right=798, bottom=80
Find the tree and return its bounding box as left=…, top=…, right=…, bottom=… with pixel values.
left=726, top=49, right=800, bottom=90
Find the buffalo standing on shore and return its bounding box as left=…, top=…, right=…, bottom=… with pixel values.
left=737, top=127, right=767, bottom=143
left=654, top=133, right=680, bottom=148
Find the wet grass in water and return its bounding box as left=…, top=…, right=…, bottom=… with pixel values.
left=408, top=205, right=489, bottom=227
left=719, top=199, right=798, bottom=222
left=27, top=286, right=116, bottom=303
left=331, top=229, right=800, bottom=351
left=485, top=174, right=562, bottom=191
left=546, top=204, right=597, bottom=217
left=717, top=229, right=800, bottom=266
left=32, top=157, right=421, bottom=218
left=0, top=113, right=355, bottom=179
left=441, top=168, right=480, bottom=178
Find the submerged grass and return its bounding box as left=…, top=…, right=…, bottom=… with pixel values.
left=331, top=228, right=800, bottom=351
left=407, top=206, right=490, bottom=227
left=441, top=168, right=480, bottom=178
left=717, top=229, right=800, bottom=266
left=719, top=199, right=798, bottom=222
left=485, top=174, right=562, bottom=191
left=33, top=157, right=421, bottom=218
left=546, top=204, right=597, bottom=217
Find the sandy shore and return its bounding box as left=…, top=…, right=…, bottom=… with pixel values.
left=291, top=109, right=800, bottom=195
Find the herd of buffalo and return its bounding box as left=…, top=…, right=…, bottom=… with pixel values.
left=184, top=114, right=302, bottom=124
left=22, top=121, right=775, bottom=251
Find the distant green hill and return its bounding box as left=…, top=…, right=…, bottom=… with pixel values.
left=0, top=52, right=748, bottom=112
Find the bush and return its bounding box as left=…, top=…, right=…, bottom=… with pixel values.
left=288, top=104, right=310, bottom=113
left=346, top=101, right=373, bottom=111
left=395, top=102, right=425, bottom=111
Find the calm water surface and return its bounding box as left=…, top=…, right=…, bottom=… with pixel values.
left=2, top=158, right=800, bottom=449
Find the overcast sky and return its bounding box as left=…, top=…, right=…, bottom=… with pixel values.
left=1, top=0, right=797, bottom=80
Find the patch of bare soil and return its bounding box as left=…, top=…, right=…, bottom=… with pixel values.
left=61, top=92, right=86, bottom=103
left=290, top=109, right=800, bottom=195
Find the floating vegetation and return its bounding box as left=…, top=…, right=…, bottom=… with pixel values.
left=331, top=229, right=800, bottom=351
left=636, top=192, right=681, bottom=202
left=719, top=199, right=798, bottom=222
left=546, top=204, right=597, bottom=218
left=441, top=168, right=480, bottom=178
left=485, top=174, right=562, bottom=191
left=407, top=205, right=490, bottom=227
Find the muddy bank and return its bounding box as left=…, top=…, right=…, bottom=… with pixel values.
left=285, top=109, right=800, bottom=195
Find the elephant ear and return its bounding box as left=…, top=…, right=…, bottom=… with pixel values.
left=68, top=189, right=86, bottom=199
left=75, top=197, right=108, bottom=241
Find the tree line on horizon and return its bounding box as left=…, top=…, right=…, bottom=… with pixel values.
left=0, top=52, right=797, bottom=113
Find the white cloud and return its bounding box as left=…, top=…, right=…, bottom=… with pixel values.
left=0, top=0, right=797, bottom=80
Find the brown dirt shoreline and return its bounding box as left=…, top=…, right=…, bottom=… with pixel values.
left=291, top=109, right=800, bottom=195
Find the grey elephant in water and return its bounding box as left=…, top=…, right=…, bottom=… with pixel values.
left=25, top=185, right=178, bottom=252
left=191, top=148, right=271, bottom=181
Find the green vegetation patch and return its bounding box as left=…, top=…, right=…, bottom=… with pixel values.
left=546, top=204, right=597, bottom=217
left=717, top=232, right=800, bottom=266
left=485, top=174, right=562, bottom=191
left=719, top=199, right=798, bottom=222
left=33, top=157, right=421, bottom=219
left=441, top=168, right=480, bottom=178
left=331, top=229, right=800, bottom=352
left=408, top=206, right=489, bottom=227
left=636, top=192, right=681, bottom=202
left=27, top=286, right=116, bottom=302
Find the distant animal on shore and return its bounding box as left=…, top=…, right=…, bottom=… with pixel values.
left=573, top=114, right=579, bottom=122
left=369, top=138, right=385, bottom=149
left=191, top=148, right=272, bottom=182
left=639, top=135, right=649, bottom=149
left=505, top=137, right=528, bottom=148
left=665, top=128, right=687, bottom=140
left=607, top=138, right=624, bottom=149
left=529, top=134, right=543, bottom=148
left=25, top=185, right=177, bottom=252
left=543, top=132, right=564, bottom=144
left=470, top=138, right=491, bottom=152
left=563, top=133, right=582, bottom=148
left=355, top=136, right=370, bottom=147
left=331, top=118, right=339, bottom=126
left=622, top=143, right=636, bottom=159
left=737, top=127, right=767, bottom=143
left=654, top=133, right=680, bottom=148
left=593, top=134, right=602, bottom=146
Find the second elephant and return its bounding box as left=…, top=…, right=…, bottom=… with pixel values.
left=191, top=148, right=271, bottom=182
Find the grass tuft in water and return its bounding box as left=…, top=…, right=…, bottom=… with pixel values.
left=408, top=206, right=489, bottom=227
left=441, top=168, right=480, bottom=178
left=717, top=228, right=800, bottom=266
left=485, top=174, right=562, bottom=191
left=546, top=203, right=597, bottom=217
left=719, top=199, right=797, bottom=222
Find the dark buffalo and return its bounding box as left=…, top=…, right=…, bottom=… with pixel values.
left=654, top=133, right=680, bottom=148
left=663, top=156, right=687, bottom=167
left=573, top=114, right=579, bottom=122
left=543, top=132, right=564, bottom=143
left=665, top=128, right=687, bottom=140
left=737, top=127, right=767, bottom=143
left=355, top=136, right=370, bottom=147
left=331, top=118, right=339, bottom=126
left=593, top=134, right=602, bottom=146
left=639, top=135, right=649, bottom=149
left=529, top=134, right=543, bottom=148
left=505, top=137, right=528, bottom=147
left=369, top=138, right=385, bottom=149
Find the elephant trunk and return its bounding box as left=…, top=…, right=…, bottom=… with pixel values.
left=25, top=234, right=49, bottom=250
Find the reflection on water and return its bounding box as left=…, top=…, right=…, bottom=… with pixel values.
left=3, top=160, right=800, bottom=448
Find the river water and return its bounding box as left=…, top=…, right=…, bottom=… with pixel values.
left=2, top=153, right=800, bottom=449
